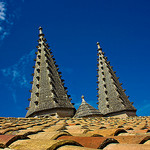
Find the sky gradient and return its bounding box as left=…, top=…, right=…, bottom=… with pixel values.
left=0, top=0, right=150, bottom=117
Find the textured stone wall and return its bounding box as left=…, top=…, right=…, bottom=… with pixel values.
left=96, top=44, right=136, bottom=117
left=29, top=108, right=75, bottom=118
left=26, top=28, right=75, bottom=118
left=105, top=110, right=137, bottom=118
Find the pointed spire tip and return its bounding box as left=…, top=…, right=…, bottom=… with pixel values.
left=96, top=42, right=101, bottom=49
left=81, top=95, right=86, bottom=102
left=39, top=26, right=43, bottom=35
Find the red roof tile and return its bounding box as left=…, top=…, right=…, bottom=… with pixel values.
left=108, top=135, right=150, bottom=144
left=57, top=136, right=118, bottom=149
left=0, top=135, right=26, bottom=148
left=104, top=144, right=150, bottom=150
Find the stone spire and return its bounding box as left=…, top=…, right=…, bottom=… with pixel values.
left=81, top=95, right=85, bottom=103
left=96, top=42, right=136, bottom=118
left=74, top=95, right=102, bottom=118
left=26, top=27, right=76, bottom=118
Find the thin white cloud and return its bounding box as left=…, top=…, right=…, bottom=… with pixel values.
left=0, top=1, right=9, bottom=41
left=1, top=49, right=35, bottom=88
left=0, top=31, right=9, bottom=40
left=1, top=49, right=35, bottom=103
left=0, top=2, right=6, bottom=21
left=0, top=0, right=24, bottom=41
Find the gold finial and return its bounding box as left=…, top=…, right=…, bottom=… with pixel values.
left=81, top=95, right=85, bottom=102
left=39, top=26, right=43, bottom=34
left=96, top=42, right=101, bottom=49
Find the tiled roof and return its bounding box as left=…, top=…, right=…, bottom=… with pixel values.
left=0, top=116, right=150, bottom=149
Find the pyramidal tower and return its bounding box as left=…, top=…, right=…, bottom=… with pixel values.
left=26, top=27, right=75, bottom=118
left=96, top=42, right=136, bottom=118
left=74, top=95, right=102, bottom=118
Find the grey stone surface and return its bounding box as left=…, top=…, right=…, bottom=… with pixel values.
left=74, top=95, right=102, bottom=118
left=96, top=42, right=136, bottom=116
left=26, top=27, right=75, bottom=118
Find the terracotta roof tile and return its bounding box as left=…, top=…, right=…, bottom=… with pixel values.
left=104, top=144, right=150, bottom=150
left=9, top=139, right=81, bottom=150
left=0, top=117, right=150, bottom=149
left=57, top=136, right=118, bottom=149
left=43, top=124, right=66, bottom=132
left=57, top=145, right=99, bottom=150
left=134, top=129, right=150, bottom=134
left=28, top=131, right=71, bottom=140
left=0, top=135, right=27, bottom=148
left=65, top=128, right=90, bottom=136
left=0, top=125, right=30, bottom=135
left=13, top=127, right=44, bottom=137
left=144, top=140, right=150, bottom=144
left=108, top=135, right=150, bottom=144
left=87, top=128, right=127, bottom=137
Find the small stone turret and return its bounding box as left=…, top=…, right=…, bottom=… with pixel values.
left=96, top=42, right=136, bottom=118
left=26, top=27, right=76, bottom=118
left=74, top=95, right=102, bottom=118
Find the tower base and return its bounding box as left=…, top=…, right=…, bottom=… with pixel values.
left=26, top=107, right=76, bottom=118
left=104, top=110, right=136, bottom=118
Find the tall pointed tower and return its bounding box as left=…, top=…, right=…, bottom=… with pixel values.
left=26, top=27, right=75, bottom=118
left=96, top=42, right=136, bottom=118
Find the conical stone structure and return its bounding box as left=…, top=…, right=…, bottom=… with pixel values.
left=26, top=27, right=75, bottom=118
left=96, top=42, right=136, bottom=118
left=74, top=95, right=102, bottom=118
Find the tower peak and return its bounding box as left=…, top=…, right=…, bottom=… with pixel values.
left=81, top=95, right=85, bottom=102
left=96, top=42, right=101, bottom=49
left=38, top=26, right=44, bottom=37
left=39, top=26, right=43, bottom=34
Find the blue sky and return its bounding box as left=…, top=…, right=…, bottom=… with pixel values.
left=0, top=0, right=150, bottom=117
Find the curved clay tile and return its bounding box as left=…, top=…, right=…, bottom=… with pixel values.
left=86, top=129, right=127, bottom=137
left=57, top=145, right=98, bottom=150
left=91, top=134, right=103, bottom=137
left=133, top=129, right=150, bottom=134
left=51, top=131, right=72, bottom=140
left=144, top=140, right=150, bottom=144
left=0, top=125, right=28, bottom=135
left=139, top=136, right=150, bottom=144
left=43, top=124, right=67, bottom=132
left=15, top=127, right=44, bottom=137
left=114, top=129, right=128, bottom=136
left=104, top=144, right=150, bottom=150
left=9, top=139, right=82, bottom=150
left=28, top=131, right=72, bottom=141
left=124, top=127, right=134, bottom=130
left=57, top=136, right=118, bottom=149
left=28, top=131, right=59, bottom=140
left=108, top=135, right=150, bottom=144
left=65, top=125, right=90, bottom=136
left=99, top=126, right=107, bottom=129
left=0, top=135, right=28, bottom=148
